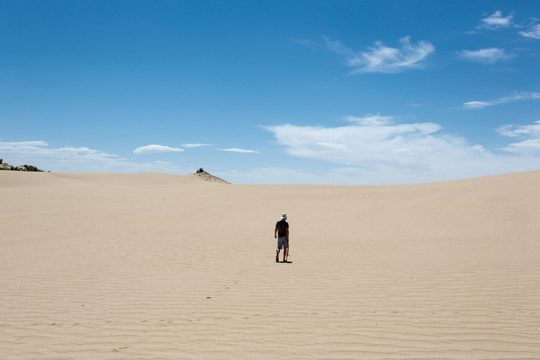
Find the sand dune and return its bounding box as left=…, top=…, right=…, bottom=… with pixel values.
left=1, top=171, right=540, bottom=359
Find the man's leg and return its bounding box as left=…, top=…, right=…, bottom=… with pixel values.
left=276, top=248, right=280, bottom=262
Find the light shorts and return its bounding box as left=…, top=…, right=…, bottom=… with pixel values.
left=277, top=236, right=288, bottom=250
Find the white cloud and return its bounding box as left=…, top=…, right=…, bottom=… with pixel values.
left=458, top=48, right=514, bottom=64
left=266, top=119, right=467, bottom=168
left=500, top=139, right=540, bottom=154
left=497, top=121, right=540, bottom=154
left=133, top=144, right=184, bottom=154
left=290, top=38, right=319, bottom=49
left=182, top=143, right=212, bottom=148
left=520, top=24, right=540, bottom=39
left=0, top=140, right=50, bottom=151
left=0, top=140, right=123, bottom=162
left=480, top=10, right=513, bottom=29
left=324, top=36, right=435, bottom=74
left=463, top=92, right=540, bottom=109
left=345, top=114, right=394, bottom=126
left=496, top=122, right=540, bottom=138
left=264, top=116, right=540, bottom=184
left=0, top=140, right=182, bottom=173
left=217, top=148, right=259, bottom=154
left=463, top=101, right=495, bottom=109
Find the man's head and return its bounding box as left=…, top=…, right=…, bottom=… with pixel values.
left=281, top=213, right=287, bottom=220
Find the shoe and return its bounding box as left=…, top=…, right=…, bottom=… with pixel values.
left=276, top=254, right=279, bottom=263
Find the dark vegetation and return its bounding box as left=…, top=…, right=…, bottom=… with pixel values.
left=0, top=158, right=45, bottom=172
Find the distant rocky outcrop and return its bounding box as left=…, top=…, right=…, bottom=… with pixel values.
left=194, top=168, right=230, bottom=184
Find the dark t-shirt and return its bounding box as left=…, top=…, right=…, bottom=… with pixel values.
left=276, top=220, right=289, bottom=237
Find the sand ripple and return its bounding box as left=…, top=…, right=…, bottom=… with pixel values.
left=1, top=171, right=540, bottom=359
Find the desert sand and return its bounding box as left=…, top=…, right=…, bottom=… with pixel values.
left=1, top=170, right=539, bottom=359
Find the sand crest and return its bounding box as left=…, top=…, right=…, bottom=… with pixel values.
left=1, top=171, right=540, bottom=359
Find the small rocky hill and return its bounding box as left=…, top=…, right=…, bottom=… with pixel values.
left=193, top=169, right=231, bottom=184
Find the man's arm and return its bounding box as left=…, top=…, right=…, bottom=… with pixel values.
left=274, top=225, right=278, bottom=238
left=286, top=228, right=289, bottom=242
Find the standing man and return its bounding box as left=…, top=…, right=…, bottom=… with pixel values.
left=274, top=213, right=289, bottom=263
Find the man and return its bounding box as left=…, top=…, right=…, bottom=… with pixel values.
left=274, top=213, right=289, bottom=263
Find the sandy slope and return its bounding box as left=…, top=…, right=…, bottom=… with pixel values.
left=1, top=171, right=539, bottom=359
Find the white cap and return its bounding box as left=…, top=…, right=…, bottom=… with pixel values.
left=281, top=213, right=287, bottom=219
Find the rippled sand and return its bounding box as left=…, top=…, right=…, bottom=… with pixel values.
left=1, top=171, right=540, bottom=359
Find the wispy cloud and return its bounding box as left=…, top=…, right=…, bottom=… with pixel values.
left=182, top=143, right=213, bottom=148
left=497, top=121, right=540, bottom=138
left=462, top=101, right=494, bottom=110
left=217, top=148, right=259, bottom=154
left=266, top=116, right=476, bottom=173
left=264, top=117, right=540, bottom=184
left=458, top=48, right=514, bottom=64
left=463, top=92, right=540, bottom=109
left=290, top=38, right=319, bottom=49
left=497, top=121, right=540, bottom=154
left=0, top=140, right=181, bottom=173
left=0, top=140, right=50, bottom=150
left=479, top=10, right=513, bottom=30
left=345, top=114, right=394, bottom=126
left=133, top=144, right=184, bottom=154
left=520, top=24, right=540, bottom=39
left=0, top=140, right=124, bottom=162
left=324, top=36, right=435, bottom=74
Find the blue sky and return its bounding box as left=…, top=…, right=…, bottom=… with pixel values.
left=1, top=0, right=540, bottom=184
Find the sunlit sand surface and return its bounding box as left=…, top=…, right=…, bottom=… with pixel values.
left=1, top=171, right=540, bottom=359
